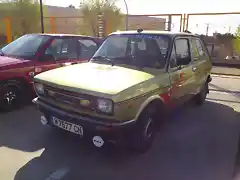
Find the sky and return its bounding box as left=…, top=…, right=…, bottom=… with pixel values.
left=44, top=0, right=240, bottom=35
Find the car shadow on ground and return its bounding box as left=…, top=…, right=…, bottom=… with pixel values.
left=8, top=100, right=239, bottom=180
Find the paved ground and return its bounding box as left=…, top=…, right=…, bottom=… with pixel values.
left=0, top=75, right=240, bottom=180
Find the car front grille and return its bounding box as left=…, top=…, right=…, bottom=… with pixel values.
left=44, top=85, right=95, bottom=109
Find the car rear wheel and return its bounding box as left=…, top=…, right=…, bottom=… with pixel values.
left=0, top=86, right=22, bottom=112
left=194, top=83, right=208, bottom=106
left=129, top=107, right=157, bottom=153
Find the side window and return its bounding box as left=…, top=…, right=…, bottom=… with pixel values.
left=175, top=38, right=191, bottom=65
left=195, top=39, right=206, bottom=57
left=44, top=38, right=77, bottom=61
left=191, top=38, right=206, bottom=61
left=78, top=39, right=98, bottom=59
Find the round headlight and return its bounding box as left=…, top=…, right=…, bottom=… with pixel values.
left=97, top=98, right=113, bottom=114
left=35, top=83, right=44, bottom=95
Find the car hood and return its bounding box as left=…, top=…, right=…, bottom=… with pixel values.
left=34, top=62, right=155, bottom=95
left=0, top=56, right=24, bottom=67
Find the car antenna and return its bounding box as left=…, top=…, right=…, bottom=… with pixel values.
left=184, top=30, right=192, bottom=34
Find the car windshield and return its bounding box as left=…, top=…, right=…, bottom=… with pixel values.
left=90, top=34, right=170, bottom=69
left=1, top=34, right=50, bottom=60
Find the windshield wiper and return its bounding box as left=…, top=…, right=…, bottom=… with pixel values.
left=91, top=56, right=114, bottom=66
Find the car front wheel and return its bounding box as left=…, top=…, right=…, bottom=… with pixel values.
left=129, top=108, right=157, bottom=153
left=0, top=86, right=22, bottom=112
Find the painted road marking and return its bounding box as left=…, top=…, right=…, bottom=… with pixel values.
left=211, top=74, right=240, bottom=79
left=45, top=167, right=69, bottom=180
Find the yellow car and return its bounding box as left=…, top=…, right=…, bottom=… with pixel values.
left=33, top=30, right=212, bottom=153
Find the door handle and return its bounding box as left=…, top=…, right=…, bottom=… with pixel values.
left=192, top=67, right=197, bottom=72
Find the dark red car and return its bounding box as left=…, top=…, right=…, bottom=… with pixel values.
left=0, top=33, right=103, bottom=111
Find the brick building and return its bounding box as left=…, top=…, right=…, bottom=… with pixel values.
left=45, top=6, right=167, bottom=34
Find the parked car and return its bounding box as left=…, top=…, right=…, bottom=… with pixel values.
left=225, top=56, right=240, bottom=60
left=0, top=33, right=103, bottom=111
left=32, top=30, right=212, bottom=153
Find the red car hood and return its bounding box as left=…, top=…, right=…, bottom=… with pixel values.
left=0, top=56, right=26, bottom=67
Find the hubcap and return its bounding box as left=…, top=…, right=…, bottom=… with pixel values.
left=144, top=117, right=154, bottom=139
left=3, top=91, right=17, bottom=106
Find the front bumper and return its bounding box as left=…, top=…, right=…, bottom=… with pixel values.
left=32, top=97, right=136, bottom=143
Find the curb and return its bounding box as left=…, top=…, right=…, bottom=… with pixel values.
left=211, top=73, right=240, bottom=78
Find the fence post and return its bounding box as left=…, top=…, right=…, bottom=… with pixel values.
left=97, top=13, right=104, bottom=38
left=4, top=17, right=12, bottom=43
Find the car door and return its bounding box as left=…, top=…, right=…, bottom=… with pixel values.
left=77, top=38, right=99, bottom=61
left=168, top=37, right=196, bottom=106
left=190, top=37, right=211, bottom=94
left=33, top=37, right=59, bottom=76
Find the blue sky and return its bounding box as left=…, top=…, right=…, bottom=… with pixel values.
left=44, top=0, right=240, bottom=35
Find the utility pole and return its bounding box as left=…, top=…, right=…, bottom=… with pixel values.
left=123, top=0, right=129, bottom=30
left=205, top=23, right=210, bottom=36
left=39, top=0, right=44, bottom=33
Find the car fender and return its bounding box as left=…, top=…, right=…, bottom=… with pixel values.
left=134, top=95, right=166, bottom=121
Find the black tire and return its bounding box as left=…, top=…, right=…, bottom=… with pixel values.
left=0, top=85, right=22, bottom=112
left=129, top=107, right=158, bottom=153
left=194, top=83, right=208, bottom=106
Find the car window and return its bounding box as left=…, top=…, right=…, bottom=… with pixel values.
left=175, top=38, right=191, bottom=65
left=1, top=34, right=49, bottom=60
left=191, top=38, right=206, bottom=60
left=78, top=39, right=98, bottom=59
left=91, top=34, right=170, bottom=69
left=44, top=38, right=77, bottom=61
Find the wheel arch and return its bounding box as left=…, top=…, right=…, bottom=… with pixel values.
left=134, top=95, right=167, bottom=121
left=0, top=77, right=29, bottom=91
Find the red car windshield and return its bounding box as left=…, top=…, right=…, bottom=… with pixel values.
left=1, top=34, right=50, bottom=60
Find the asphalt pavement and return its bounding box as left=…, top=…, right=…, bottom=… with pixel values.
left=0, top=75, right=240, bottom=180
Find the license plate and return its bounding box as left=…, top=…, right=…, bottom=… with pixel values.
left=52, top=117, right=83, bottom=136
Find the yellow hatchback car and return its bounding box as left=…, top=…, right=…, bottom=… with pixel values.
left=33, top=30, right=212, bottom=153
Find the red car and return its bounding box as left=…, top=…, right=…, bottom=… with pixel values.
left=0, top=33, right=103, bottom=111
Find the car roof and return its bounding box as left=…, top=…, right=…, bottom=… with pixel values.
left=110, top=30, right=199, bottom=38
left=28, top=33, right=102, bottom=39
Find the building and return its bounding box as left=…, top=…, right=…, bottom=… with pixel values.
left=45, top=5, right=82, bottom=34
left=127, top=16, right=166, bottom=31
left=45, top=6, right=167, bottom=34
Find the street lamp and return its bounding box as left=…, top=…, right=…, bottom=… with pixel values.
left=39, top=0, right=44, bottom=33
left=123, top=0, right=128, bottom=30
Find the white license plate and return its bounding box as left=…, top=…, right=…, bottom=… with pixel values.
left=52, top=117, right=83, bottom=136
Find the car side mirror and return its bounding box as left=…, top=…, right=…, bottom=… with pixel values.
left=38, top=54, right=55, bottom=62
left=176, top=57, right=191, bottom=66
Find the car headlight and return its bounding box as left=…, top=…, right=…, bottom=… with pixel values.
left=34, top=83, right=44, bottom=95
left=97, top=98, right=113, bottom=114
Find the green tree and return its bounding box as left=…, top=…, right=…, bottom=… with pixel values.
left=233, top=25, right=240, bottom=54
left=79, top=0, right=123, bottom=36
left=0, top=0, right=46, bottom=39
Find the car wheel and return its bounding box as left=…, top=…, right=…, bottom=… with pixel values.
left=0, top=86, right=22, bottom=112
left=129, top=108, right=157, bottom=153
left=195, top=83, right=208, bottom=106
